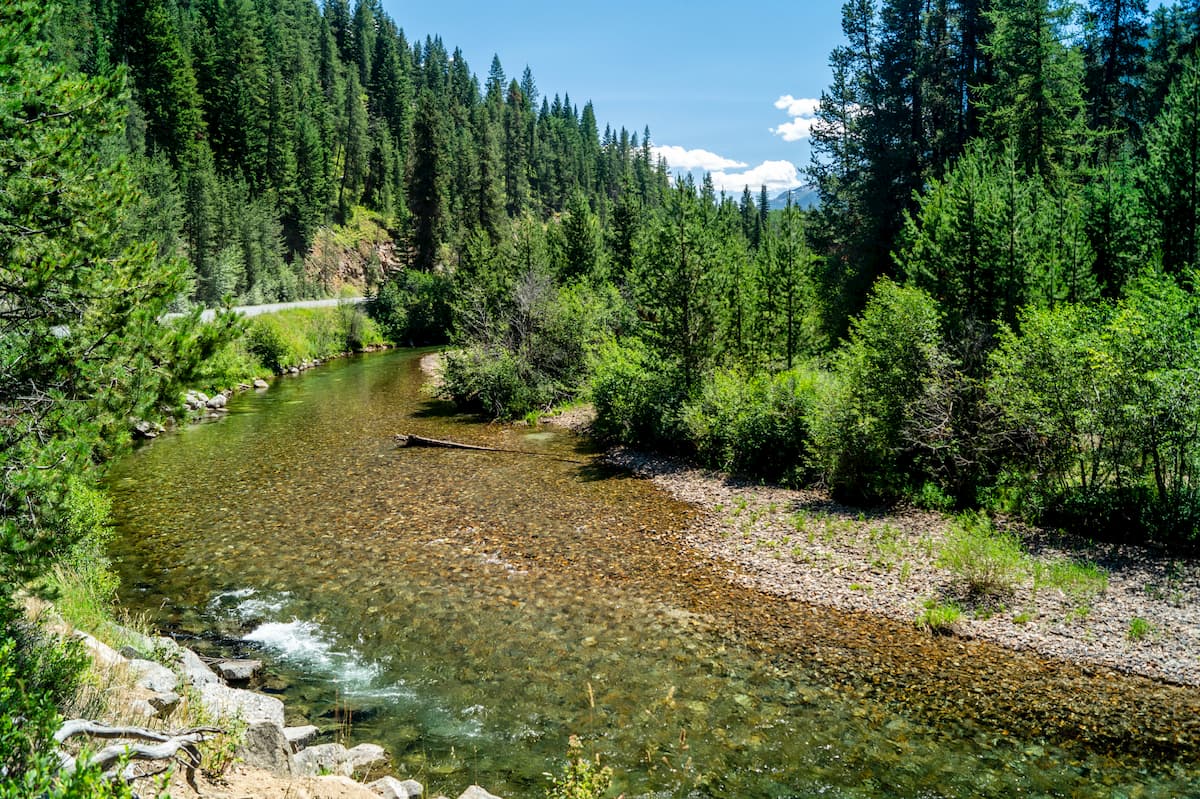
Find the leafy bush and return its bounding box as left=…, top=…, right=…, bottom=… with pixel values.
left=810, top=279, right=945, bottom=502
left=681, top=366, right=823, bottom=483
left=588, top=337, right=686, bottom=447
left=441, top=348, right=539, bottom=419
left=937, top=512, right=1028, bottom=598
left=371, top=268, right=453, bottom=345
left=544, top=737, right=613, bottom=799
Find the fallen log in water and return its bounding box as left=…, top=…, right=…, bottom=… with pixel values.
left=393, top=433, right=585, bottom=463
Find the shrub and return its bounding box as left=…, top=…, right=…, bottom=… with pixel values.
left=1127, top=617, right=1153, bottom=641
left=371, top=269, right=453, bottom=345
left=589, top=337, right=685, bottom=447
left=544, top=737, right=613, bottom=799
left=810, top=279, right=945, bottom=503
left=681, top=366, right=822, bottom=483
left=937, top=512, right=1028, bottom=598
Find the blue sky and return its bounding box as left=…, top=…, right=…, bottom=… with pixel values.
left=381, top=1, right=845, bottom=194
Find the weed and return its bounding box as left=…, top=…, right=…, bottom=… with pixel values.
left=1128, top=617, right=1154, bottom=642
left=1033, top=558, right=1108, bottom=602
left=937, top=512, right=1028, bottom=598
left=915, top=599, right=961, bottom=634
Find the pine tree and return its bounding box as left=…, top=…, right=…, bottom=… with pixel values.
left=1143, top=50, right=1200, bottom=273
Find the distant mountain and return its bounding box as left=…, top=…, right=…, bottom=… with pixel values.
left=769, top=188, right=819, bottom=210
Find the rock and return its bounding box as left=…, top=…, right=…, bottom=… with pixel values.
left=236, top=721, right=295, bottom=776
left=199, top=682, right=285, bottom=726
left=148, top=691, right=181, bottom=716
left=342, top=743, right=388, bottom=775
left=206, top=393, right=227, bottom=409
left=312, top=775, right=380, bottom=799
left=216, top=658, right=262, bottom=682
left=254, top=378, right=270, bottom=389
left=284, top=724, right=320, bottom=751
left=293, top=743, right=349, bottom=777
left=177, top=647, right=220, bottom=686
left=457, top=787, right=502, bottom=799
left=128, top=698, right=158, bottom=719
left=289, top=367, right=300, bottom=375
left=368, top=777, right=424, bottom=799
left=129, top=658, right=178, bottom=694
left=132, top=419, right=157, bottom=439
left=74, top=632, right=124, bottom=669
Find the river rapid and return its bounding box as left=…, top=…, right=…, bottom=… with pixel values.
left=107, top=349, right=1200, bottom=798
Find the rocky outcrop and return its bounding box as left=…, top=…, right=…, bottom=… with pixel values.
left=236, top=720, right=295, bottom=776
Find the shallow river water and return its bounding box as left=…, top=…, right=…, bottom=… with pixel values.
left=108, top=349, right=1200, bottom=798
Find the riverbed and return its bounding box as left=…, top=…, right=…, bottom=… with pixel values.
left=107, top=349, right=1200, bottom=798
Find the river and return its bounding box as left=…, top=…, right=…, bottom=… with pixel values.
left=107, top=349, right=1200, bottom=798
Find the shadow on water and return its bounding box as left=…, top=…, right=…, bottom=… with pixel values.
left=106, top=349, right=1200, bottom=799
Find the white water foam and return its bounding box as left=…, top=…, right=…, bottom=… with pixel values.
left=242, top=618, right=396, bottom=696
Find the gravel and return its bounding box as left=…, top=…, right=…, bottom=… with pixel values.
left=604, top=447, right=1200, bottom=687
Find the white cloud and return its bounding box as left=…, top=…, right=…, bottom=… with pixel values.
left=653, top=145, right=747, bottom=172
left=771, top=94, right=820, bottom=142
left=710, top=160, right=801, bottom=196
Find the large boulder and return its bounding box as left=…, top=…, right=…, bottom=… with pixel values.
left=74, top=632, right=124, bottom=669
left=284, top=724, right=320, bottom=751
left=199, top=683, right=285, bottom=726
left=342, top=743, right=387, bottom=775
left=129, top=658, right=178, bottom=694
left=177, top=647, right=220, bottom=687
left=294, top=743, right=349, bottom=777
left=236, top=721, right=295, bottom=776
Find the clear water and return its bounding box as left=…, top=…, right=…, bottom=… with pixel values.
left=107, top=350, right=1200, bottom=798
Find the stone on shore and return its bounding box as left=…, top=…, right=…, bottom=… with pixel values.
left=254, top=378, right=270, bottom=389
left=457, top=786, right=503, bottom=799
left=236, top=721, right=295, bottom=776
left=129, top=658, right=178, bottom=694
left=206, top=392, right=227, bottom=409
left=294, top=743, right=349, bottom=776
left=369, top=777, right=424, bottom=799
left=284, top=724, right=320, bottom=751
left=74, top=632, right=124, bottom=669
left=177, top=647, right=220, bottom=686
left=200, top=682, right=285, bottom=726
left=342, top=743, right=388, bottom=774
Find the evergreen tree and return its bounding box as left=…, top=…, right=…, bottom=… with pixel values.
left=1143, top=49, right=1200, bottom=273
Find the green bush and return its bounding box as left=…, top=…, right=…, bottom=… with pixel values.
left=0, top=596, right=132, bottom=798
left=588, top=337, right=685, bottom=447
left=937, top=512, right=1028, bottom=598
left=371, top=269, right=453, bottom=345
left=681, top=366, right=822, bottom=483
left=810, top=279, right=945, bottom=503
left=915, top=599, right=962, bottom=634
left=441, top=347, right=539, bottom=419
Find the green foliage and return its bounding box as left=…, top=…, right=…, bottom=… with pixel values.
left=0, top=0, right=187, bottom=586
left=588, top=338, right=685, bottom=447
left=246, top=305, right=385, bottom=374
left=811, top=279, right=944, bottom=502
left=1033, top=558, right=1109, bottom=603
left=681, top=366, right=822, bottom=484
left=1127, top=616, right=1153, bottom=641
left=544, top=738, right=613, bottom=799
left=371, top=269, right=453, bottom=345
left=0, top=596, right=132, bottom=798
left=915, top=599, right=962, bottom=634
left=937, top=513, right=1028, bottom=598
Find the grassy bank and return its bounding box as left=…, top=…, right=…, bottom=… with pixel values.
left=177, top=299, right=389, bottom=398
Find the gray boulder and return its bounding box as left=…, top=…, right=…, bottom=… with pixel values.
left=235, top=721, right=294, bottom=776
left=148, top=691, right=181, bottom=716
left=199, top=683, right=285, bottom=726
left=342, top=743, right=388, bottom=775
left=206, top=392, right=227, bottom=409
left=177, top=647, right=220, bottom=687
left=293, top=742, right=348, bottom=777
left=74, top=632, right=124, bottom=669
left=369, top=777, right=424, bottom=799
left=283, top=724, right=319, bottom=751
left=253, top=378, right=270, bottom=390
left=129, top=658, right=178, bottom=694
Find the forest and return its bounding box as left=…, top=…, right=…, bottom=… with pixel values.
left=8, top=0, right=1200, bottom=568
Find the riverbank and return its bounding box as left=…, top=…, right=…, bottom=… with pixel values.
left=602, top=447, right=1200, bottom=687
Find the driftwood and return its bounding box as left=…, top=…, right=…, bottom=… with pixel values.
left=55, top=719, right=222, bottom=782
left=393, top=433, right=585, bottom=464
